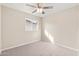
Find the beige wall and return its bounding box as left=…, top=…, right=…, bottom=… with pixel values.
left=42, top=6, right=79, bottom=50
left=0, top=5, right=1, bottom=53
left=2, top=6, right=41, bottom=50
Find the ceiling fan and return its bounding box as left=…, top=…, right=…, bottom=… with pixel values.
left=26, top=3, right=53, bottom=14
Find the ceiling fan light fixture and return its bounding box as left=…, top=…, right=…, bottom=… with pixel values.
left=37, top=8, right=43, bottom=13
left=26, top=3, right=53, bottom=14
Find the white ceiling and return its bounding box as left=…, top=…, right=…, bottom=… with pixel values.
left=2, top=3, right=79, bottom=17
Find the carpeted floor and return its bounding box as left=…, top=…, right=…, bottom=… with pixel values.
left=0, top=41, right=77, bottom=56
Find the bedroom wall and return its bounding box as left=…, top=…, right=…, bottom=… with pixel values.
left=1, top=6, right=41, bottom=50
left=0, top=5, right=1, bottom=53
left=76, top=6, right=79, bottom=55
left=42, top=5, right=79, bottom=51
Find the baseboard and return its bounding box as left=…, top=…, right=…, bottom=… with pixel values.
left=55, top=42, right=79, bottom=52
left=2, top=39, right=40, bottom=51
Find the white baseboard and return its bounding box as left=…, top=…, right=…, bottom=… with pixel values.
left=55, top=42, right=79, bottom=52
left=2, top=39, right=40, bottom=51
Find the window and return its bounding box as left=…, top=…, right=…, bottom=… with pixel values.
left=25, top=18, right=38, bottom=31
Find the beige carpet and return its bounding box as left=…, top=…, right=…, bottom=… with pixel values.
left=1, top=41, right=77, bottom=56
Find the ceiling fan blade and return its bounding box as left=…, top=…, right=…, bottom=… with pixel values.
left=37, top=3, right=40, bottom=8
left=26, top=4, right=36, bottom=8
left=32, top=9, right=37, bottom=13
left=43, top=6, right=53, bottom=9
